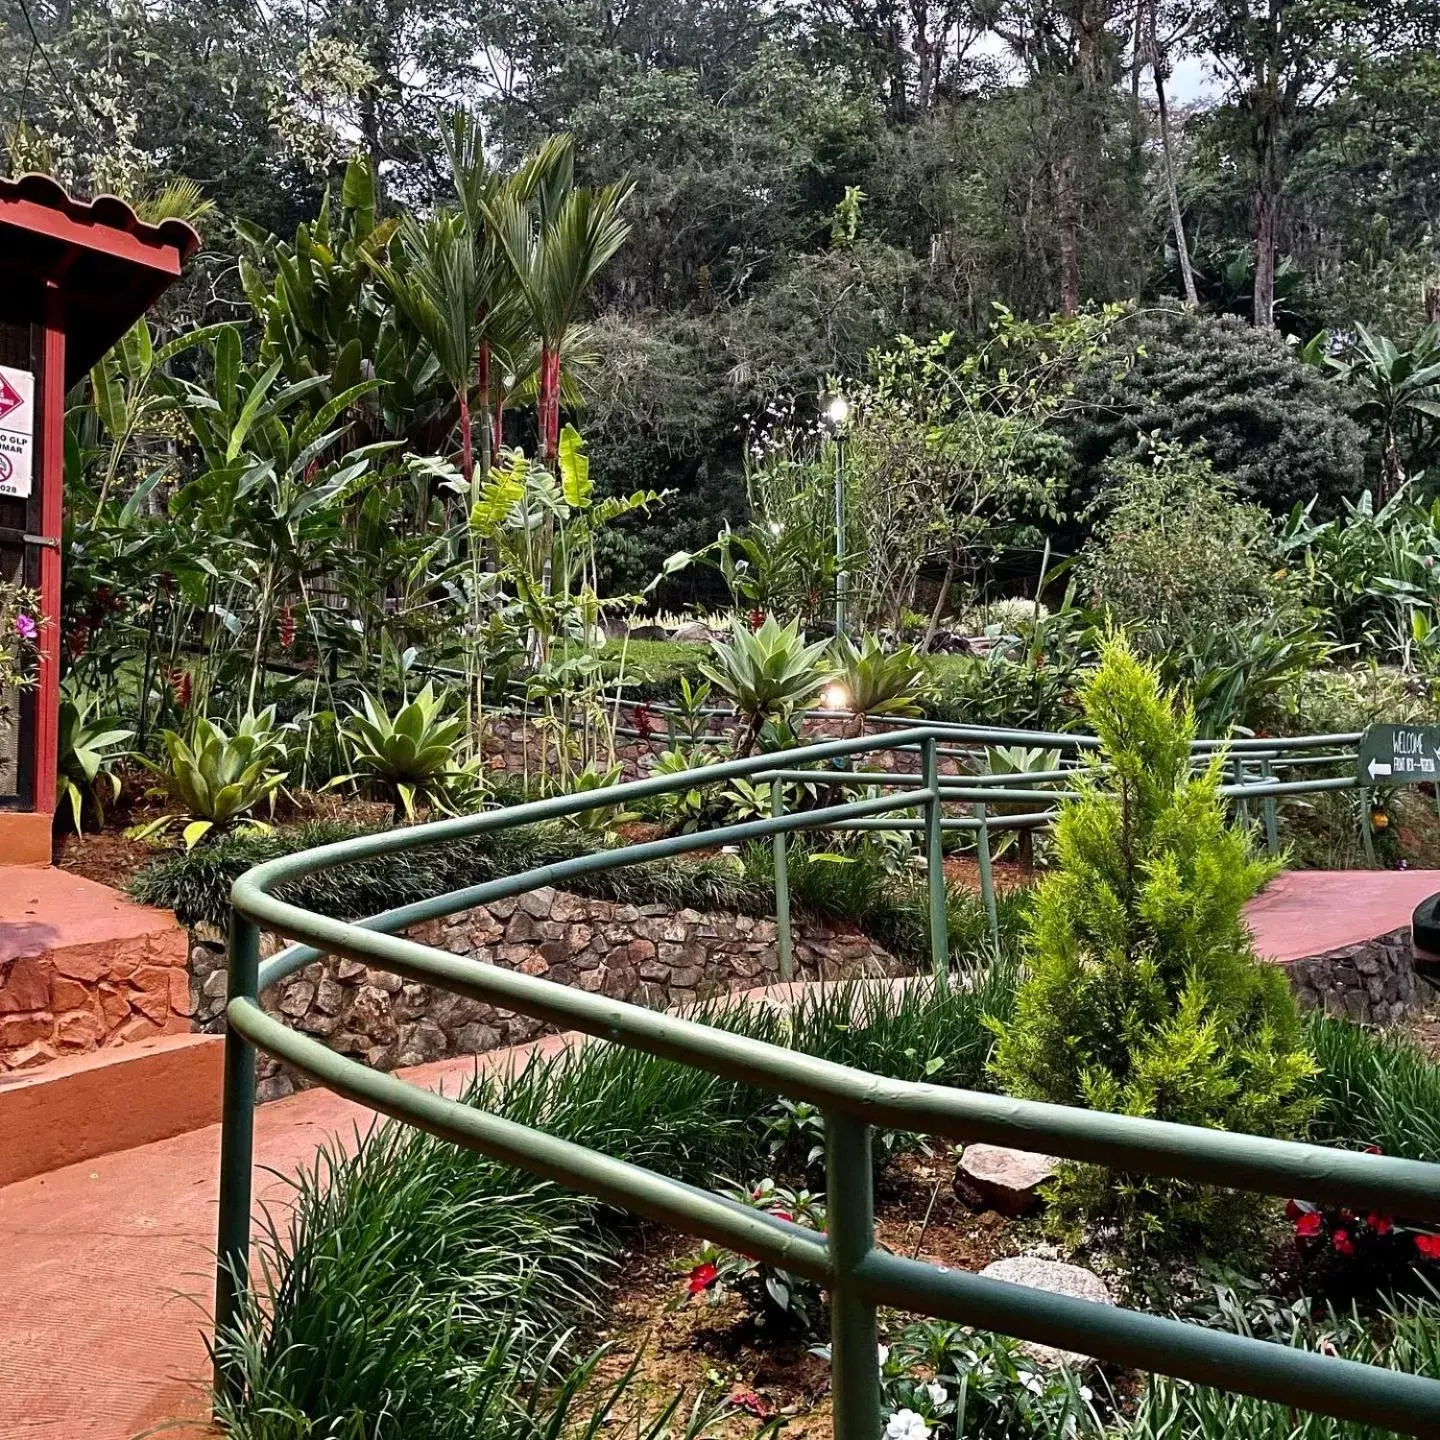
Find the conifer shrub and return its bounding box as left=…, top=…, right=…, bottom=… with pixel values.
left=989, top=638, right=1316, bottom=1252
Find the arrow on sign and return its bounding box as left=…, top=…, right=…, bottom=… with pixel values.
left=1368, top=758, right=1393, bottom=780
left=0, top=374, right=21, bottom=423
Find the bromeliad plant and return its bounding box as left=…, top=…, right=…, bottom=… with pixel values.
left=700, top=616, right=832, bottom=756
left=55, top=692, right=133, bottom=834
left=681, top=1178, right=827, bottom=1334
left=342, top=683, right=487, bottom=821
left=132, top=707, right=289, bottom=849
left=833, top=634, right=934, bottom=720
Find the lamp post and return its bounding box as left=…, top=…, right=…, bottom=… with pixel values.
left=826, top=394, right=850, bottom=637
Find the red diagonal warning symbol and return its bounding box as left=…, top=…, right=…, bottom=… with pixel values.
left=0, top=374, right=22, bottom=423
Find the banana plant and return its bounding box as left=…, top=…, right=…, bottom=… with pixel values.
left=341, top=683, right=487, bottom=820
left=132, top=708, right=290, bottom=849
left=55, top=693, right=133, bottom=834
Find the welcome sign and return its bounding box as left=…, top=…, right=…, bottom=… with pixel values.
left=0, top=365, right=34, bottom=499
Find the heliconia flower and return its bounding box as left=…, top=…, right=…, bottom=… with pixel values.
left=1332, top=1229, right=1355, bottom=1257
left=686, top=1262, right=719, bottom=1295
left=170, top=668, right=192, bottom=708
left=1368, top=1213, right=1393, bottom=1236
left=15, top=613, right=36, bottom=641
left=278, top=604, right=296, bottom=651
left=1415, top=1234, right=1440, bottom=1260
left=1295, top=1211, right=1325, bottom=1240
left=747, top=609, right=766, bottom=632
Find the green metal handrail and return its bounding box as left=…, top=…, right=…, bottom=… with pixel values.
left=214, top=723, right=1440, bottom=1438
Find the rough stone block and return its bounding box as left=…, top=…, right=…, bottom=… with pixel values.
left=955, top=1145, right=1057, bottom=1217
left=0, top=956, right=53, bottom=1014
left=978, top=1258, right=1114, bottom=1367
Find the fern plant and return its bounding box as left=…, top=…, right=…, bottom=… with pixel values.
left=988, top=637, right=1316, bottom=1253
left=342, top=683, right=487, bottom=820
left=132, top=708, right=289, bottom=849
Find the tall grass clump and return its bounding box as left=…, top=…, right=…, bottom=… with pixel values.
left=1123, top=1290, right=1440, bottom=1440
left=216, top=975, right=1017, bottom=1434
left=1307, top=1013, right=1440, bottom=1162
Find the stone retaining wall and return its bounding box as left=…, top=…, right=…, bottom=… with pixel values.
left=1284, top=927, right=1424, bottom=1026
left=190, top=886, right=901, bottom=1102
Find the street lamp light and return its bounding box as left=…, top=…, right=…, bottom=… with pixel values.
left=825, top=394, right=850, bottom=637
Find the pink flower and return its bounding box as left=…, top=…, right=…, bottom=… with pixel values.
left=687, top=1262, right=719, bottom=1295
left=1295, top=1212, right=1325, bottom=1240
left=771, top=1210, right=793, bottom=1224
left=1415, top=1234, right=1440, bottom=1261
left=1332, top=1229, right=1355, bottom=1258
left=15, top=614, right=35, bottom=641
left=1367, top=1213, right=1393, bottom=1236
left=731, top=1390, right=772, bottom=1418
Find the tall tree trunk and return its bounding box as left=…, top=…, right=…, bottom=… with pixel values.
left=1054, top=151, right=1081, bottom=316
left=540, top=347, right=562, bottom=461
left=1251, top=118, right=1282, bottom=328
left=1147, top=2, right=1198, bottom=306
left=476, top=342, right=492, bottom=484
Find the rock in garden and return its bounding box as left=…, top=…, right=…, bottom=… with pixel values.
left=954, top=1144, right=1057, bottom=1216
left=978, top=1257, right=1114, bottom=1368
left=669, top=621, right=719, bottom=643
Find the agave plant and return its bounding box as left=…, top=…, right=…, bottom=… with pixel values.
left=343, top=683, right=487, bottom=820
left=834, top=634, right=934, bottom=720
left=56, top=694, right=133, bottom=834
left=981, top=744, right=1063, bottom=864
left=700, top=616, right=833, bottom=756
left=132, top=708, right=289, bottom=849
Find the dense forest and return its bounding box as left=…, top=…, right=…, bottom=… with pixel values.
left=5, top=0, right=1440, bottom=586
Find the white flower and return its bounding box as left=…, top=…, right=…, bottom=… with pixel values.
left=884, top=1409, right=931, bottom=1440
left=1079, top=1386, right=1093, bottom=1403
left=877, top=1345, right=890, bottom=1369
left=922, top=1381, right=948, bottom=1409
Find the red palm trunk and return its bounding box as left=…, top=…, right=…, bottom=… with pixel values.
left=457, top=386, right=473, bottom=483
left=540, top=345, right=562, bottom=461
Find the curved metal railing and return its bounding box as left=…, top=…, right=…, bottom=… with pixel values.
left=213, top=723, right=1440, bottom=1439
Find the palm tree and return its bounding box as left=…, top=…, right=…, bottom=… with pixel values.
left=1334, top=325, right=1440, bottom=500
left=442, top=111, right=531, bottom=479
left=483, top=135, right=633, bottom=463
left=366, top=209, right=484, bottom=482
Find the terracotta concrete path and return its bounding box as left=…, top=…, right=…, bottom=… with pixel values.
left=4, top=877, right=1440, bottom=1440
left=1245, top=868, right=1440, bottom=963
left=0, top=1042, right=567, bottom=1440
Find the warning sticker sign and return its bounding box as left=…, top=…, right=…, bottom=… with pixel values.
left=0, top=365, right=34, bottom=499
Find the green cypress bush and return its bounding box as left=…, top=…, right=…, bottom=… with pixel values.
left=989, top=637, right=1316, bottom=1251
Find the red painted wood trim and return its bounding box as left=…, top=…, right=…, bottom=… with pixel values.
left=0, top=195, right=184, bottom=276
left=33, top=283, right=65, bottom=817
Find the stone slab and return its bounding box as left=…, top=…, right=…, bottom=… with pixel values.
left=979, top=1256, right=1114, bottom=1368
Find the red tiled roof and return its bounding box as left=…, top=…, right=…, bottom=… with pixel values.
left=0, top=173, right=201, bottom=263
left=0, top=173, right=201, bottom=383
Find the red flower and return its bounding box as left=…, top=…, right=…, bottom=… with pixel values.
left=1285, top=1199, right=1303, bottom=1221
left=1332, top=1229, right=1355, bottom=1257
left=1364, top=1144, right=1383, bottom=1155
left=278, top=604, right=296, bottom=651
left=1367, top=1213, right=1393, bottom=1236
left=731, top=1390, right=772, bottom=1418
left=770, top=1210, right=793, bottom=1224
left=170, top=668, right=192, bottom=708
left=1415, top=1234, right=1440, bottom=1261
left=633, top=702, right=660, bottom=736
left=1295, top=1211, right=1325, bottom=1240
left=686, top=1262, right=719, bottom=1295
left=747, top=609, right=766, bottom=632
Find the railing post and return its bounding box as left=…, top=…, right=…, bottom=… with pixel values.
left=1259, top=757, right=1279, bottom=857
left=973, top=801, right=999, bottom=948
left=921, top=736, right=948, bottom=982
left=1231, top=753, right=1250, bottom=831
left=825, top=1112, right=881, bottom=1440
left=773, top=778, right=793, bottom=983
left=213, top=912, right=260, bottom=1406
